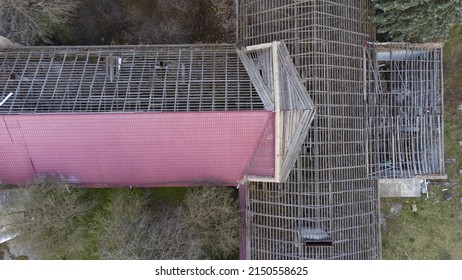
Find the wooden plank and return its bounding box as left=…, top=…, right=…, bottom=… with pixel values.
left=0, top=92, right=14, bottom=107
left=247, top=176, right=278, bottom=183
left=245, top=42, right=273, bottom=51
left=439, top=47, right=445, bottom=175
left=273, top=41, right=283, bottom=182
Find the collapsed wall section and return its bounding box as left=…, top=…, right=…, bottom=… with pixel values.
left=365, top=42, right=445, bottom=179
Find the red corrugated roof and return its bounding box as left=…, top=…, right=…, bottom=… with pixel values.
left=0, top=111, right=275, bottom=186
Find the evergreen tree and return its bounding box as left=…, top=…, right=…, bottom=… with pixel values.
left=371, top=0, right=462, bottom=42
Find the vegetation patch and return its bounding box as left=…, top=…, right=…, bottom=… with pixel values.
left=371, top=0, right=462, bottom=42
left=1, top=177, right=240, bottom=260
left=0, top=0, right=236, bottom=45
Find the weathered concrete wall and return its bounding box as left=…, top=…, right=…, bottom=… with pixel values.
left=378, top=178, right=422, bottom=197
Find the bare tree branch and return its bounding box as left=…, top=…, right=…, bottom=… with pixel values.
left=0, top=0, right=79, bottom=45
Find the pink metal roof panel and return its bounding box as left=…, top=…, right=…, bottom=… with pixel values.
left=0, top=112, right=275, bottom=186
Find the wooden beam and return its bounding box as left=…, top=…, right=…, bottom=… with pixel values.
left=246, top=176, right=278, bottom=183
left=245, top=43, right=273, bottom=51
left=0, top=92, right=14, bottom=107
left=273, top=41, right=283, bottom=182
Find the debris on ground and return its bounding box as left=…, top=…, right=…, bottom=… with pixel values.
left=411, top=204, right=417, bottom=212
left=444, top=193, right=453, bottom=201
left=420, top=179, right=429, bottom=200
left=442, top=189, right=453, bottom=201
left=389, top=203, right=402, bottom=216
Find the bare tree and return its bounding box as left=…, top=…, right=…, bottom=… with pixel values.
left=96, top=189, right=203, bottom=260
left=95, top=189, right=152, bottom=260
left=184, top=186, right=240, bottom=259
left=145, top=205, right=204, bottom=259
left=211, top=0, right=236, bottom=41
left=124, top=0, right=192, bottom=44
left=0, top=0, right=79, bottom=45
left=1, top=0, right=237, bottom=45
left=6, top=175, right=95, bottom=259
left=125, top=0, right=235, bottom=44
left=96, top=186, right=239, bottom=260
